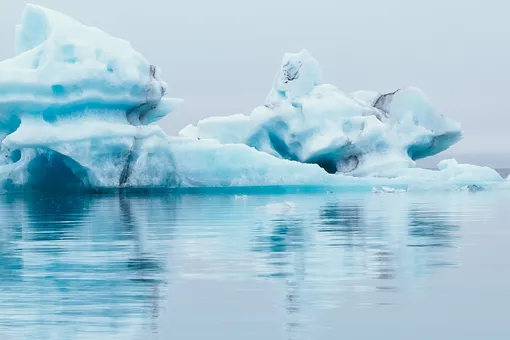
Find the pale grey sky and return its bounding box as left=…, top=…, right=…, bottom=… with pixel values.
left=1, top=0, right=509, bottom=167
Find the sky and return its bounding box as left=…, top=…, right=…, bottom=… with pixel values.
left=0, top=0, right=509, bottom=167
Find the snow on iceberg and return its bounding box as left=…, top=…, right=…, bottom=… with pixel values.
left=180, top=50, right=463, bottom=176
left=0, top=5, right=503, bottom=193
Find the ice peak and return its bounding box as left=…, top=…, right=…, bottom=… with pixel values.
left=2, top=3, right=182, bottom=125
left=183, top=51, right=464, bottom=176
left=15, top=4, right=51, bottom=54
left=268, top=49, right=323, bottom=103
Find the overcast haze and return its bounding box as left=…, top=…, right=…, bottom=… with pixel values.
left=1, top=0, right=509, bottom=167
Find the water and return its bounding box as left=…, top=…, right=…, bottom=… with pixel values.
left=0, top=190, right=509, bottom=340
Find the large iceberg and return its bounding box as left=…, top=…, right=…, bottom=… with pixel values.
left=0, top=4, right=504, bottom=193
left=0, top=4, right=184, bottom=190
left=180, top=50, right=463, bottom=177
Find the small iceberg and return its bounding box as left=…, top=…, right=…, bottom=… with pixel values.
left=372, top=186, right=408, bottom=194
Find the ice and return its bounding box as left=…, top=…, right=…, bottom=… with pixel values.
left=372, top=186, right=407, bottom=194
left=180, top=50, right=463, bottom=176
left=455, top=185, right=486, bottom=192
left=0, top=4, right=182, bottom=190
left=168, top=136, right=503, bottom=192
left=0, top=5, right=504, bottom=193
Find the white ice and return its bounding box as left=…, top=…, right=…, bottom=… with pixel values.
left=0, top=4, right=182, bottom=190
left=169, top=137, right=502, bottom=192
left=0, top=5, right=504, bottom=192
left=180, top=50, right=464, bottom=177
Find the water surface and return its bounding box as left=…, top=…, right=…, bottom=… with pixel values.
left=0, top=190, right=509, bottom=339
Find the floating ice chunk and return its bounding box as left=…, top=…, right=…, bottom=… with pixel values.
left=372, top=186, right=407, bottom=194
left=455, top=185, right=486, bottom=192
left=0, top=4, right=182, bottom=190
left=181, top=51, right=463, bottom=176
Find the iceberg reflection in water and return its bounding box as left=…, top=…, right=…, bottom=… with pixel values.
left=0, top=191, right=508, bottom=339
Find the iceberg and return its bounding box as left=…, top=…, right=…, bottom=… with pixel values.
left=0, top=4, right=183, bottom=190
left=0, top=4, right=504, bottom=193
left=168, top=137, right=502, bottom=192
left=180, top=50, right=463, bottom=177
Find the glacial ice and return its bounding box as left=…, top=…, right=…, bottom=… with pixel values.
left=168, top=137, right=503, bottom=193
left=0, top=4, right=183, bottom=190
left=180, top=50, right=464, bottom=177
left=0, top=4, right=504, bottom=193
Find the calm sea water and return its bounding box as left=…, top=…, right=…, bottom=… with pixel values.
left=0, top=187, right=509, bottom=339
